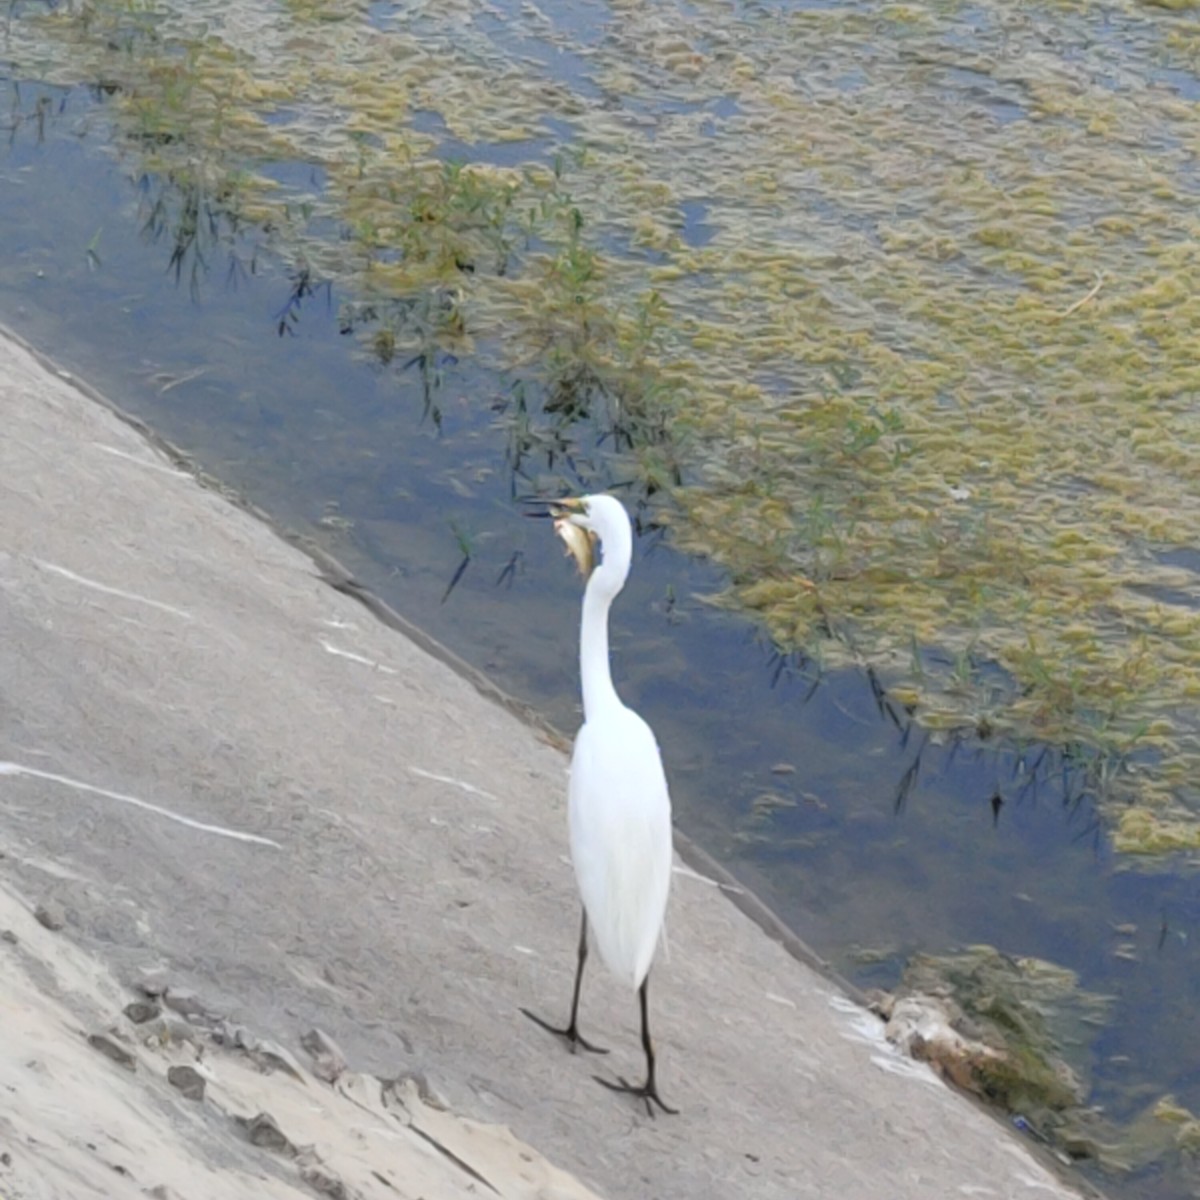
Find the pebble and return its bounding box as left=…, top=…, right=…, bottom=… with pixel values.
left=143, top=1015, right=202, bottom=1048
left=1, top=929, right=17, bottom=944
left=134, top=970, right=171, bottom=998
left=163, top=987, right=224, bottom=1024
left=252, top=1038, right=308, bottom=1084
left=301, top=1028, right=348, bottom=1083
left=34, top=901, right=65, bottom=932
left=240, top=1111, right=297, bottom=1156
left=166, top=1065, right=207, bottom=1102
left=298, top=1150, right=348, bottom=1199
left=386, top=1071, right=448, bottom=1112
left=212, top=1020, right=253, bottom=1048
left=124, top=1000, right=162, bottom=1025
left=87, top=1032, right=137, bottom=1071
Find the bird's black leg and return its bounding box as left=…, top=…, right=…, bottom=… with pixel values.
left=595, top=976, right=678, bottom=1116
left=521, top=909, right=608, bottom=1054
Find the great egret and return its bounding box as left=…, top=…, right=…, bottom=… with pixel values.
left=522, top=493, right=677, bottom=1116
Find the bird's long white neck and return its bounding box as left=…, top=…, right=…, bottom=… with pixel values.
left=579, top=544, right=629, bottom=723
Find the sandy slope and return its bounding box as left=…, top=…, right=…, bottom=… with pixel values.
left=0, top=875, right=602, bottom=1200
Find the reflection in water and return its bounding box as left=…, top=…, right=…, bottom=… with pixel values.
left=2, top=58, right=1200, bottom=1200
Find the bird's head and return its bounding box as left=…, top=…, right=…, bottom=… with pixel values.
left=549, top=494, right=630, bottom=580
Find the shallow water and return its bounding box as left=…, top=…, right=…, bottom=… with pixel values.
left=2, top=12, right=1200, bottom=1197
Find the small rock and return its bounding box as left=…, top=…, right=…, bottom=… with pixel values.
left=144, top=1187, right=180, bottom=1200
left=212, top=1020, right=252, bottom=1048
left=143, top=1015, right=201, bottom=1048
left=163, top=988, right=223, bottom=1024
left=301, top=1028, right=348, bottom=1083
left=251, top=1038, right=308, bottom=1084
left=166, top=1065, right=206, bottom=1102
left=240, top=1111, right=297, bottom=1156
left=34, top=902, right=65, bottom=931
left=298, top=1150, right=348, bottom=1199
left=1, top=929, right=17, bottom=945
left=88, top=1032, right=137, bottom=1071
left=1, top=1149, right=11, bottom=1166
left=124, top=1000, right=162, bottom=1025
left=135, top=970, right=171, bottom=998
left=384, top=1072, right=448, bottom=1112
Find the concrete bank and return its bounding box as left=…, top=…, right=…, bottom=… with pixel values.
left=0, top=325, right=1091, bottom=1199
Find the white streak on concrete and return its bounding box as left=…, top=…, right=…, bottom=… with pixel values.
left=830, top=994, right=887, bottom=1046
left=671, top=862, right=744, bottom=893
left=870, top=1053, right=940, bottom=1085
left=92, top=443, right=187, bottom=477
left=320, top=641, right=398, bottom=674
left=34, top=559, right=193, bottom=620
left=0, top=761, right=280, bottom=848
left=409, top=767, right=497, bottom=802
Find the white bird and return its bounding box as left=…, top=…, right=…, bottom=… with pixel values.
left=522, top=493, right=677, bottom=1115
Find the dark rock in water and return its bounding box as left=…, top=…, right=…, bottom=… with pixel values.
left=166, top=1064, right=206, bottom=1102
left=34, top=901, right=65, bottom=931
left=301, top=1028, right=348, bottom=1083
left=87, top=1031, right=136, bottom=1071
left=124, top=999, right=162, bottom=1025
left=240, top=1111, right=297, bottom=1156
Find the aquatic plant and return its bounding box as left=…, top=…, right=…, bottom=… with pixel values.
left=6, top=0, right=1200, bottom=853
left=888, top=946, right=1112, bottom=1139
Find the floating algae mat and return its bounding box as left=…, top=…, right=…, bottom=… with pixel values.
left=6, top=0, right=1200, bottom=854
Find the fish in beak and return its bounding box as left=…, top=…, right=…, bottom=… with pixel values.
left=550, top=498, right=598, bottom=579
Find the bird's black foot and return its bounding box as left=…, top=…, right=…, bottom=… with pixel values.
left=594, top=1073, right=678, bottom=1117
left=520, top=1008, right=609, bottom=1055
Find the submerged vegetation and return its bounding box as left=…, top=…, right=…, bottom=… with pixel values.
left=5, top=0, right=1200, bottom=853
left=884, top=946, right=1111, bottom=1138
left=881, top=944, right=1200, bottom=1185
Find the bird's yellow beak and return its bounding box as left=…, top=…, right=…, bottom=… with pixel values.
left=550, top=499, right=597, bottom=579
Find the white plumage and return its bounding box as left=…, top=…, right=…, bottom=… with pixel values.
left=569, top=706, right=673, bottom=991
left=522, top=493, right=677, bottom=1115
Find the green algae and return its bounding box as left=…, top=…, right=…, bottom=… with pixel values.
left=1043, top=1094, right=1200, bottom=1179
left=5, top=0, right=1200, bottom=855
left=897, top=946, right=1112, bottom=1121
left=887, top=946, right=1200, bottom=1178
